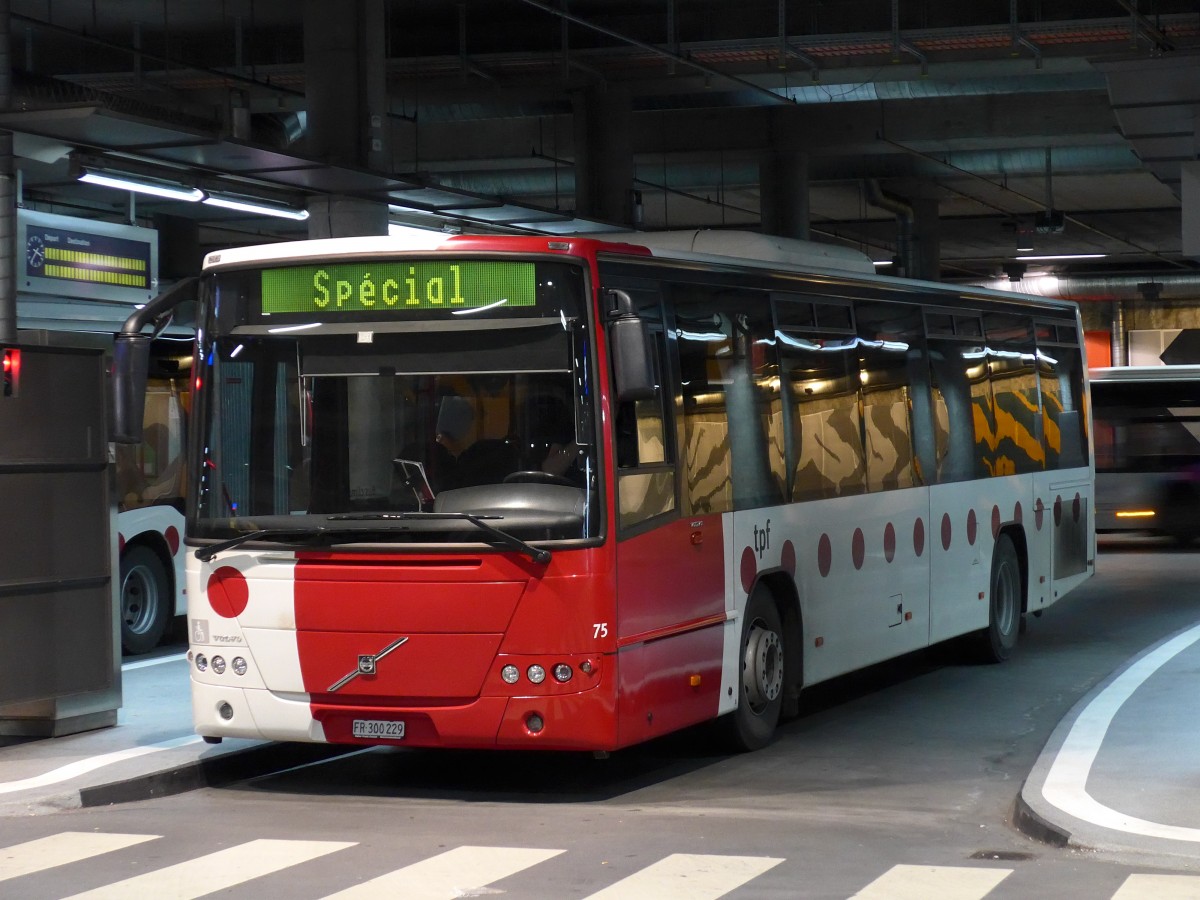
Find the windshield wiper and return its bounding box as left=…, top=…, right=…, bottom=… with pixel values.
left=195, top=528, right=329, bottom=562
left=329, top=512, right=551, bottom=565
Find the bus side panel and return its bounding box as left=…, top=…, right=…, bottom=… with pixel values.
left=759, top=490, right=930, bottom=688
left=614, top=517, right=726, bottom=744
left=928, top=477, right=1038, bottom=644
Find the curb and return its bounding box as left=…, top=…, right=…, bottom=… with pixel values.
left=78, top=743, right=357, bottom=808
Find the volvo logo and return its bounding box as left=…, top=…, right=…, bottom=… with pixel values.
left=328, top=636, right=409, bottom=692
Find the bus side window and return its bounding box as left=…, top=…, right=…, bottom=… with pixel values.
left=855, top=301, right=922, bottom=492
left=675, top=286, right=783, bottom=514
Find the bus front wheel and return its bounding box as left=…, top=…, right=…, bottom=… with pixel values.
left=120, top=545, right=171, bottom=655
left=979, top=533, right=1021, bottom=663
left=721, top=584, right=785, bottom=751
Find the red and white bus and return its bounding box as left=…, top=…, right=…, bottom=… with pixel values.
left=115, top=364, right=189, bottom=654
left=116, top=230, right=1094, bottom=752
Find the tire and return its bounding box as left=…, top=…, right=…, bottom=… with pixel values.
left=120, top=545, right=171, bottom=655
left=720, top=584, right=786, bottom=751
left=978, top=533, right=1021, bottom=663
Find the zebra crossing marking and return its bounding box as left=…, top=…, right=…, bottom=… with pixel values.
left=321, top=845, right=565, bottom=899
left=850, top=864, right=1012, bottom=900
left=59, top=837, right=355, bottom=900
left=580, top=852, right=784, bottom=900
left=1113, top=874, right=1200, bottom=899
left=0, top=832, right=159, bottom=882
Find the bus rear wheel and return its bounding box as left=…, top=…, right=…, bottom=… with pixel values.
left=978, top=533, right=1021, bottom=663
left=721, top=584, right=785, bottom=751
left=120, top=545, right=171, bottom=655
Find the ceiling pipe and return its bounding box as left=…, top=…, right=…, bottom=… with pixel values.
left=864, top=179, right=916, bottom=278
left=973, top=272, right=1200, bottom=301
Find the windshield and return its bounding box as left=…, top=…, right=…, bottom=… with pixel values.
left=189, top=258, right=600, bottom=546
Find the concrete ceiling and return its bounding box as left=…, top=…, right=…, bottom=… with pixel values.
left=5, top=1, right=1200, bottom=287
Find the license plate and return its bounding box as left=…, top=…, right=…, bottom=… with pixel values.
left=352, top=719, right=405, bottom=739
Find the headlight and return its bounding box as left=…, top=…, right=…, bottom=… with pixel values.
left=211, top=656, right=226, bottom=675
left=501, top=665, right=520, bottom=684
left=553, top=664, right=573, bottom=683
left=526, top=665, right=546, bottom=684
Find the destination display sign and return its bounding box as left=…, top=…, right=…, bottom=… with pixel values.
left=260, top=260, right=537, bottom=315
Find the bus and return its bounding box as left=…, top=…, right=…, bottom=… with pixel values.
left=1091, top=365, right=1200, bottom=544
left=114, top=354, right=189, bottom=654
left=113, top=230, right=1094, bottom=752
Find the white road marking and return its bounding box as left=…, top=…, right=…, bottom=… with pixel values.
left=581, top=853, right=783, bottom=900
left=850, top=864, right=1011, bottom=900
left=1040, top=620, right=1200, bottom=841
left=0, top=832, right=159, bottom=882
left=0, top=735, right=203, bottom=795
left=122, top=652, right=187, bottom=671
left=60, top=838, right=354, bottom=899
left=321, top=845, right=564, bottom=899
left=1113, top=874, right=1200, bottom=899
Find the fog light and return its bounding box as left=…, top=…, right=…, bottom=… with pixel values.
left=527, top=665, right=546, bottom=684
left=232, top=657, right=248, bottom=676
left=501, top=665, right=520, bottom=684
left=553, top=663, right=572, bottom=683
left=195, top=654, right=208, bottom=672
left=580, top=659, right=595, bottom=675
left=217, top=701, right=234, bottom=721
left=211, top=655, right=226, bottom=675
left=525, top=712, right=544, bottom=733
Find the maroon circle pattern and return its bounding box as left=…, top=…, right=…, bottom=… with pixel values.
left=966, top=508, right=978, bottom=546
left=991, top=505, right=1001, bottom=540
left=207, top=566, right=250, bottom=618
left=740, top=546, right=757, bottom=595
left=883, top=523, right=896, bottom=563
left=913, top=517, right=925, bottom=557
left=852, top=528, right=866, bottom=570
left=165, top=525, right=180, bottom=557
left=1013, top=501, right=1023, bottom=524
left=1035, top=498, right=1045, bottom=531
left=781, top=540, right=796, bottom=577
left=940, top=512, right=952, bottom=551
left=1054, top=495, right=1063, bottom=527
left=817, top=533, right=833, bottom=577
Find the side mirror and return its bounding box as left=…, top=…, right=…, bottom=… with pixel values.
left=607, top=289, right=657, bottom=402
left=111, top=333, right=151, bottom=444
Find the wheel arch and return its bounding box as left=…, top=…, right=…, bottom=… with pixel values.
left=998, top=524, right=1029, bottom=616
left=752, top=569, right=804, bottom=719
left=121, top=530, right=176, bottom=597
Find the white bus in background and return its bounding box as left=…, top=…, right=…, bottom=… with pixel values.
left=1091, top=365, right=1200, bottom=545
left=114, top=358, right=189, bottom=653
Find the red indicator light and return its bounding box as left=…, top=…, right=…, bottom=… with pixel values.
left=2, top=348, right=19, bottom=398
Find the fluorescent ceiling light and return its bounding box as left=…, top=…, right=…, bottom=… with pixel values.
left=872, top=260, right=892, bottom=267
left=203, top=194, right=309, bottom=221
left=79, top=170, right=203, bottom=202
left=1015, top=253, right=1106, bottom=261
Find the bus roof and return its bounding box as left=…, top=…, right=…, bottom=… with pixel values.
left=201, top=230, right=877, bottom=275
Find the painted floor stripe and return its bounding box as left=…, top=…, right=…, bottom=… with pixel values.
left=1040, top=620, right=1200, bottom=842
left=581, top=853, right=783, bottom=900
left=0, top=832, right=159, bottom=882
left=1113, top=874, right=1200, bottom=900
left=0, top=734, right=202, bottom=795
left=60, top=838, right=355, bottom=900
left=321, top=845, right=564, bottom=900
left=850, top=864, right=1011, bottom=900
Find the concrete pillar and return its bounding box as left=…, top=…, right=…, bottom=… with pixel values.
left=572, top=86, right=635, bottom=226
left=303, top=0, right=389, bottom=238
left=0, top=0, right=14, bottom=343
left=758, top=150, right=810, bottom=240
left=911, top=197, right=941, bottom=281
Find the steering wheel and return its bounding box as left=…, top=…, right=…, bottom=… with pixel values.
left=503, top=470, right=574, bottom=486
